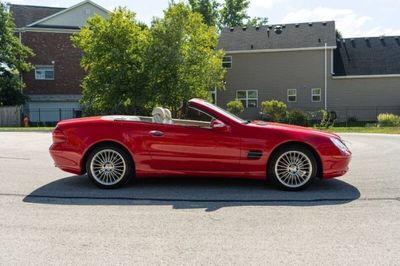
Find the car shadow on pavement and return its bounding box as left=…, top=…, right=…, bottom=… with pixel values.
left=23, top=175, right=360, bottom=212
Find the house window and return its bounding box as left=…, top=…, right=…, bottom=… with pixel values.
left=236, top=90, right=258, bottom=108
left=311, top=88, right=321, bottom=102
left=287, top=89, right=297, bottom=102
left=222, top=56, right=232, bottom=68
left=35, top=66, right=54, bottom=80
left=209, top=88, right=217, bottom=104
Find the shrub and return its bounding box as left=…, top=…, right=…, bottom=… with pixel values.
left=226, top=100, right=244, bottom=115
left=261, top=100, right=288, bottom=122
left=288, top=109, right=309, bottom=126
left=377, top=113, right=400, bottom=127
left=319, top=109, right=331, bottom=128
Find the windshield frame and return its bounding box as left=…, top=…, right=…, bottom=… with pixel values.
left=189, top=99, right=247, bottom=124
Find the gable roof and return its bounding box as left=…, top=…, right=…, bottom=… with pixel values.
left=334, top=36, right=400, bottom=76
left=218, top=21, right=336, bottom=52
left=9, top=4, right=65, bottom=28
left=26, top=0, right=109, bottom=28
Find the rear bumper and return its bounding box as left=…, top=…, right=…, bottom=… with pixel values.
left=49, top=144, right=82, bottom=175
left=322, top=154, right=351, bottom=179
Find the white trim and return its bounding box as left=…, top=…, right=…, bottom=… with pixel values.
left=26, top=0, right=109, bottom=27
left=287, top=89, right=297, bottom=103
left=225, top=46, right=336, bottom=54
left=332, top=74, right=400, bottom=79
left=236, top=90, right=258, bottom=108
left=35, top=65, right=55, bottom=80
left=16, top=27, right=80, bottom=33
left=222, top=55, right=232, bottom=69
left=209, top=88, right=217, bottom=105
left=311, top=88, right=321, bottom=102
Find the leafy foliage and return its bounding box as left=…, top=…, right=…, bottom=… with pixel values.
left=72, top=8, right=150, bottom=115
left=146, top=3, right=225, bottom=115
left=220, top=0, right=249, bottom=27
left=261, top=100, right=288, bottom=122
left=220, top=0, right=267, bottom=28
left=226, top=100, right=244, bottom=115
left=377, top=113, right=400, bottom=127
left=0, top=71, right=27, bottom=106
left=188, top=0, right=219, bottom=27
left=73, top=4, right=225, bottom=116
left=288, top=109, right=309, bottom=126
left=0, top=2, right=33, bottom=106
left=336, top=30, right=343, bottom=39
left=246, top=16, right=268, bottom=26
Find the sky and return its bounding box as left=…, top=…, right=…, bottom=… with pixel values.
left=9, top=0, right=400, bottom=37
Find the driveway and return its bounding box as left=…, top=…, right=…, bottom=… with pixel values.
left=0, top=132, right=399, bottom=265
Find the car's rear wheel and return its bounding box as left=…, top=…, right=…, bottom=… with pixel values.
left=268, top=145, right=317, bottom=191
left=86, top=145, right=133, bottom=189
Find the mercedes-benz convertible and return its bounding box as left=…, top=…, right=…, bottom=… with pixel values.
left=49, top=98, right=351, bottom=190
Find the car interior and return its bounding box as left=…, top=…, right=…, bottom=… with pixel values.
left=102, top=106, right=214, bottom=129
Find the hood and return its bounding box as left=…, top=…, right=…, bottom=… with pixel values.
left=249, top=121, right=340, bottom=139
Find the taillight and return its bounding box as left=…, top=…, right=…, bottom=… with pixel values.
left=52, top=127, right=67, bottom=144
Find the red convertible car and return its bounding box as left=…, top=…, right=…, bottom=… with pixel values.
left=50, top=98, right=351, bottom=190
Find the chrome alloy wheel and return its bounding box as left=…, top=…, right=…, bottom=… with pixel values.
left=90, top=149, right=126, bottom=186
left=274, top=151, right=313, bottom=188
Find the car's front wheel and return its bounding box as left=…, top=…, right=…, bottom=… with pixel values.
left=268, top=145, right=317, bottom=191
left=86, top=145, right=133, bottom=189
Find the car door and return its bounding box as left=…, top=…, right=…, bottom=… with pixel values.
left=146, top=120, right=240, bottom=173
left=147, top=124, right=240, bottom=172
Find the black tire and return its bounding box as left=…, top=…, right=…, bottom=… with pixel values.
left=85, top=144, right=134, bottom=189
left=268, top=145, right=317, bottom=191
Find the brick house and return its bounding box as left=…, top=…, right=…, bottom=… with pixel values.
left=216, top=22, right=400, bottom=121
left=10, top=0, right=108, bottom=122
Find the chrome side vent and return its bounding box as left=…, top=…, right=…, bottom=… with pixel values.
left=247, top=150, right=263, bottom=160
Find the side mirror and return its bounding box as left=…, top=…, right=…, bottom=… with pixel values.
left=211, top=119, right=229, bottom=132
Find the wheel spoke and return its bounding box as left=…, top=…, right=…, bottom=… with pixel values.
left=90, top=149, right=127, bottom=186
left=274, top=150, right=313, bottom=188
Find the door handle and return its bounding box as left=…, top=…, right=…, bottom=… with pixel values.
left=149, top=130, right=164, bottom=137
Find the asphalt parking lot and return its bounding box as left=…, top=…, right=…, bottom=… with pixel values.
left=0, top=132, right=399, bottom=265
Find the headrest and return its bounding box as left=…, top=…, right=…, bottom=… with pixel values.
left=152, top=107, right=165, bottom=123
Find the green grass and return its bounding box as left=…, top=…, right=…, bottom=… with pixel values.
left=322, top=127, right=400, bottom=134
left=0, top=127, right=54, bottom=132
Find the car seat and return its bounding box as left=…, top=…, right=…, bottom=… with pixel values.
left=152, top=107, right=165, bottom=123
left=163, top=108, right=173, bottom=124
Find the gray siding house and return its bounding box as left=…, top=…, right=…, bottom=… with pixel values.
left=216, top=21, right=400, bottom=121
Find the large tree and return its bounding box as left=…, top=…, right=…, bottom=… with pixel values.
left=146, top=3, right=225, bottom=114
left=0, top=2, right=32, bottom=106
left=220, top=0, right=250, bottom=27
left=219, top=0, right=267, bottom=28
left=188, top=0, right=219, bottom=27
left=72, top=8, right=150, bottom=115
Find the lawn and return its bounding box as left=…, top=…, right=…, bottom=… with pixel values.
left=323, top=127, right=400, bottom=134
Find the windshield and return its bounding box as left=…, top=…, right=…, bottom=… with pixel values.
left=200, top=101, right=247, bottom=124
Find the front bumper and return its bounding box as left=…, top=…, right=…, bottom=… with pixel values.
left=322, top=154, right=351, bottom=179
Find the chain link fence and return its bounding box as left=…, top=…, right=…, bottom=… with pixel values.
left=22, top=108, right=82, bottom=126
left=303, top=106, right=400, bottom=126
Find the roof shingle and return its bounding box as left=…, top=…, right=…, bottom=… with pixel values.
left=334, top=36, right=400, bottom=76
left=217, top=21, right=337, bottom=51
left=9, top=4, right=65, bottom=28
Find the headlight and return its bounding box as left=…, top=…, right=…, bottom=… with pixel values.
left=330, top=137, right=349, bottom=153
